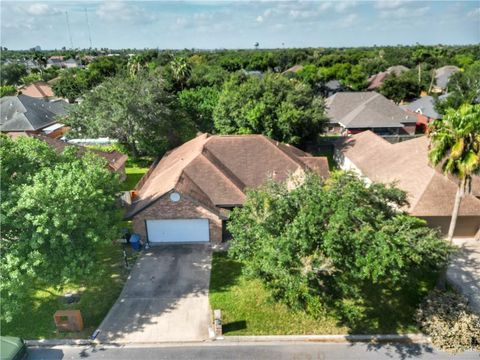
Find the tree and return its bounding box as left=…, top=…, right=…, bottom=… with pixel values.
left=52, top=69, right=87, bottom=103
left=428, top=104, right=480, bottom=241
left=213, top=73, right=327, bottom=145
left=0, top=85, right=16, bottom=97
left=178, top=86, right=220, bottom=133
left=0, top=135, right=121, bottom=322
left=0, top=64, right=27, bottom=86
left=66, top=71, right=195, bottom=157
left=379, top=70, right=428, bottom=103
left=169, top=57, right=192, bottom=91
left=228, top=172, right=450, bottom=325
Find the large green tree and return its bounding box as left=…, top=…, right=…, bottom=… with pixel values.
left=213, top=73, right=326, bottom=145
left=0, top=135, right=121, bottom=322
left=178, top=86, right=220, bottom=133
left=66, top=71, right=195, bottom=157
left=428, top=104, right=480, bottom=241
left=0, top=64, right=28, bottom=86
left=228, top=172, right=450, bottom=325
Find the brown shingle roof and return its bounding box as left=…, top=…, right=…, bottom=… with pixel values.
left=24, top=133, right=127, bottom=173
left=336, top=131, right=480, bottom=217
left=125, top=134, right=330, bottom=218
left=20, top=82, right=54, bottom=98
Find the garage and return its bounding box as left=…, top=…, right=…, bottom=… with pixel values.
left=146, top=219, right=210, bottom=243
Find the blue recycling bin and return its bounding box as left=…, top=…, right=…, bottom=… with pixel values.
left=130, top=234, right=141, bottom=251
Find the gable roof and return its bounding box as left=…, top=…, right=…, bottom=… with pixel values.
left=401, top=95, right=449, bottom=120
left=0, top=95, right=69, bottom=132
left=435, top=65, right=460, bottom=90
left=15, top=133, right=128, bottom=173
left=20, top=81, right=54, bottom=98
left=326, top=92, right=416, bottom=129
left=336, top=131, right=480, bottom=217
left=125, top=134, right=329, bottom=218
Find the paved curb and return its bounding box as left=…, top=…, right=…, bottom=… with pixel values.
left=219, top=334, right=431, bottom=344
left=26, top=339, right=93, bottom=347
left=26, top=334, right=430, bottom=347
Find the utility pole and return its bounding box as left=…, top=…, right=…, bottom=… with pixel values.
left=84, top=8, right=93, bottom=49
left=65, top=11, right=74, bottom=49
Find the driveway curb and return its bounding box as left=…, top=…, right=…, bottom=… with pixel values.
left=26, top=334, right=430, bottom=347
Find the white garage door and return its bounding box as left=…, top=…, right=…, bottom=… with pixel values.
left=146, top=219, right=210, bottom=243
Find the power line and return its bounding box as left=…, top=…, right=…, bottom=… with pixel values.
left=84, top=8, right=93, bottom=49
left=65, top=11, right=74, bottom=49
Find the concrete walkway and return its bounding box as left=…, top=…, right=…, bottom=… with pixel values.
left=96, top=244, right=212, bottom=343
left=447, top=238, right=480, bottom=314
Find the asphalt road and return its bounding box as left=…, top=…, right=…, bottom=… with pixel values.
left=28, top=342, right=480, bottom=360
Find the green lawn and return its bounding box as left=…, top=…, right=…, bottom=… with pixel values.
left=209, top=252, right=435, bottom=335
left=121, top=157, right=152, bottom=191
left=209, top=252, right=348, bottom=335
left=1, top=242, right=138, bottom=339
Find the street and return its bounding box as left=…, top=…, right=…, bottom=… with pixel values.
left=28, top=342, right=479, bottom=360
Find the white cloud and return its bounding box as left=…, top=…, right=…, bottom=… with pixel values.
left=26, top=3, right=49, bottom=15
left=256, top=15, right=264, bottom=23
left=380, top=6, right=429, bottom=19
left=338, top=13, right=359, bottom=28
left=375, top=1, right=407, bottom=10
left=467, top=8, right=480, bottom=18
left=96, top=1, right=155, bottom=24
left=334, top=1, right=358, bottom=13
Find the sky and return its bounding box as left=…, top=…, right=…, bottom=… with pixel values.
left=1, top=1, right=479, bottom=50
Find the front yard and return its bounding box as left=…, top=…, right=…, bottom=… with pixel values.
left=209, top=251, right=436, bottom=335
left=1, top=242, right=137, bottom=339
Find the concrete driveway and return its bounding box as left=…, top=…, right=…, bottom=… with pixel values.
left=447, top=238, right=480, bottom=314
left=97, top=244, right=212, bottom=343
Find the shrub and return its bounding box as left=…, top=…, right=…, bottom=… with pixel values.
left=416, top=289, right=480, bottom=353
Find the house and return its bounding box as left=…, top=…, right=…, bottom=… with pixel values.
left=325, top=92, right=417, bottom=135
left=46, top=56, right=64, bottom=68
left=335, top=131, right=480, bottom=237
left=19, top=81, right=54, bottom=99
left=0, top=95, right=70, bottom=138
left=10, top=133, right=128, bottom=181
left=125, top=133, right=330, bottom=244
left=367, top=65, right=409, bottom=90
left=282, top=64, right=304, bottom=75
left=401, top=95, right=448, bottom=133
left=432, top=65, right=460, bottom=93
left=321, top=80, right=344, bottom=97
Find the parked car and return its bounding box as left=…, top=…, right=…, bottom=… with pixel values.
left=0, top=336, right=28, bottom=360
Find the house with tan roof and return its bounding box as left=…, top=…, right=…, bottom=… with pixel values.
left=335, top=131, right=480, bottom=236
left=125, top=133, right=330, bottom=244
left=19, top=81, right=54, bottom=99
left=326, top=92, right=417, bottom=135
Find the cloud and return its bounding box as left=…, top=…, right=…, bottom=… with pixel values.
left=334, top=1, right=358, bottom=13
left=256, top=15, right=264, bottom=23
left=380, top=6, right=430, bottom=19
left=374, top=0, right=407, bottom=10
left=96, top=1, right=155, bottom=24
left=467, top=8, right=480, bottom=18
left=338, top=13, right=359, bottom=28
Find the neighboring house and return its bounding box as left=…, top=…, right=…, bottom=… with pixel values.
left=432, top=65, right=460, bottom=93
left=335, top=131, right=480, bottom=237
left=10, top=133, right=128, bottom=181
left=325, top=92, right=417, bottom=135
left=242, top=70, right=263, bottom=78
left=0, top=95, right=70, bottom=138
left=125, top=133, right=330, bottom=244
left=46, top=56, right=64, bottom=68
left=401, top=94, right=448, bottom=133
left=321, top=80, right=344, bottom=97
left=367, top=65, right=409, bottom=90
left=19, top=81, right=54, bottom=99
left=63, top=58, right=81, bottom=69
left=282, top=64, right=304, bottom=75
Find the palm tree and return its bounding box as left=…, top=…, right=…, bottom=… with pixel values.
left=170, top=57, right=191, bottom=90
left=428, top=104, right=480, bottom=242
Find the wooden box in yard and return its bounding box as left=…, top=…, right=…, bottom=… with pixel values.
left=53, top=310, right=84, bottom=332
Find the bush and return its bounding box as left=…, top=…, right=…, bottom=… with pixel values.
left=416, top=290, right=480, bottom=353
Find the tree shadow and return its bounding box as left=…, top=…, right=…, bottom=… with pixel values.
left=223, top=320, right=247, bottom=333
left=209, top=251, right=243, bottom=293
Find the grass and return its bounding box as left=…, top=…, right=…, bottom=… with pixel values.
left=121, top=157, right=152, bottom=191
left=209, top=252, right=348, bottom=335
left=1, top=242, right=139, bottom=339
left=209, top=252, right=436, bottom=335
left=315, top=147, right=336, bottom=170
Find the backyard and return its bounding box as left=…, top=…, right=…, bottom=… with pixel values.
left=1, top=242, right=138, bottom=339
left=121, top=157, right=152, bottom=191
left=209, top=251, right=437, bottom=335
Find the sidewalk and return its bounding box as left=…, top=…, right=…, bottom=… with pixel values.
left=447, top=237, right=480, bottom=313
